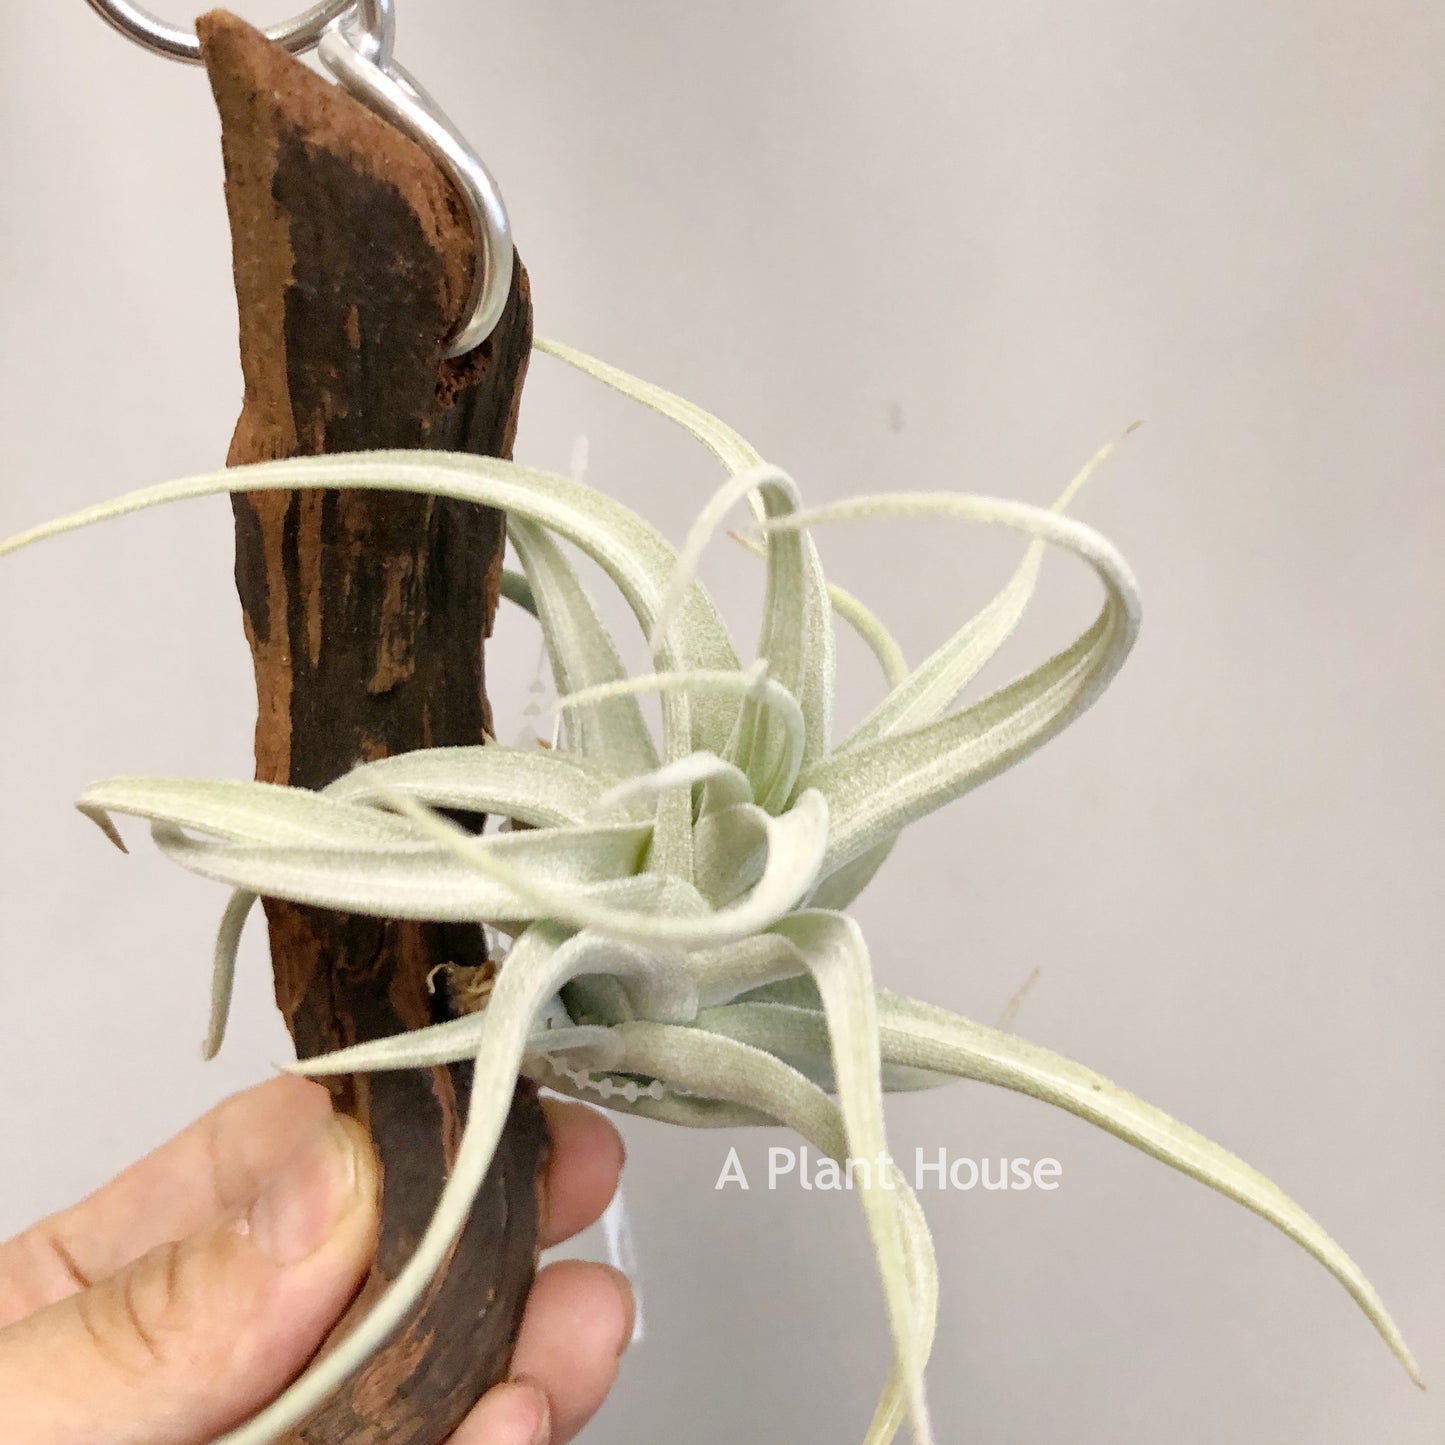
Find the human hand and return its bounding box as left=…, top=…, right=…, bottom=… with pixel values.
left=0, top=1077, right=632, bottom=1445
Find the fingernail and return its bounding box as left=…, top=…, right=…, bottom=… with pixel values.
left=246, top=1116, right=365, bottom=1264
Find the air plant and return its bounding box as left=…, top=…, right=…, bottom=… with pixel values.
left=1, top=338, right=1419, bottom=1444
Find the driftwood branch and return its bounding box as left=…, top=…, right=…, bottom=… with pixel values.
left=198, top=13, right=545, bottom=1442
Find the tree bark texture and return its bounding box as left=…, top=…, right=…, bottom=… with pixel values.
left=198, top=14, right=546, bottom=1442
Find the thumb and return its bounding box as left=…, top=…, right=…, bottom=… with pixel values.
left=0, top=1113, right=380, bottom=1445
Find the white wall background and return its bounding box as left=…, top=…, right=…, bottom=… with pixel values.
left=1, top=3, right=1440, bottom=1442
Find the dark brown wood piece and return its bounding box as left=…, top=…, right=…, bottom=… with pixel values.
left=197, top=13, right=546, bottom=1442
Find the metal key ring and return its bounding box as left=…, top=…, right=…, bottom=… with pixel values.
left=83, top=1, right=360, bottom=64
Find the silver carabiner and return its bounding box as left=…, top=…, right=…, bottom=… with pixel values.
left=84, top=0, right=512, bottom=356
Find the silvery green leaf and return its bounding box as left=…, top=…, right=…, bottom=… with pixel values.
left=524, top=1024, right=627, bottom=1062
left=697, top=759, right=756, bottom=818
left=498, top=567, right=538, bottom=616
left=151, top=819, right=652, bottom=923
left=79, top=776, right=423, bottom=850
left=688, top=933, right=805, bottom=1009
left=509, top=515, right=660, bottom=777
left=591, top=751, right=750, bottom=820
left=691, top=802, right=769, bottom=908
left=774, top=495, right=1140, bottom=873
left=731, top=972, right=827, bottom=1008
left=864, top=1173, right=940, bottom=1445
left=771, top=912, right=928, bottom=1438
left=875, top=988, right=1422, bottom=1386
left=539, top=338, right=835, bottom=773
left=600, top=1019, right=936, bottom=1445
left=326, top=744, right=624, bottom=828
left=841, top=539, right=1044, bottom=754
left=535, top=337, right=764, bottom=473
left=0, top=448, right=744, bottom=758
left=694, top=1001, right=947, bottom=1093
left=560, top=974, right=638, bottom=1029
left=731, top=528, right=909, bottom=689
left=828, top=581, right=908, bottom=690
left=808, top=836, right=896, bottom=911
left=557, top=665, right=806, bottom=820
left=552, top=664, right=803, bottom=876
left=81, top=780, right=445, bottom=1057
left=292, top=1020, right=623, bottom=1076
left=293, top=939, right=698, bottom=1078
left=653, top=463, right=829, bottom=797
left=837, top=431, right=1128, bottom=754
left=814, top=609, right=1119, bottom=875
left=203, top=888, right=256, bottom=1060
left=556, top=934, right=704, bottom=1026
left=389, top=786, right=831, bottom=951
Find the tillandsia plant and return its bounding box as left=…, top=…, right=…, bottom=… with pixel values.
left=1, top=338, right=1421, bottom=1444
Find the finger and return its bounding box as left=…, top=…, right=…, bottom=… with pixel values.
left=448, top=1380, right=551, bottom=1445
left=0, top=1076, right=333, bottom=1322
left=0, top=1114, right=380, bottom=1445
left=507, top=1259, right=634, bottom=1444
left=537, top=1099, right=624, bottom=1250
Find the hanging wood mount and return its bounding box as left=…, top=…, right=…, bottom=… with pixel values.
left=199, top=12, right=546, bottom=1441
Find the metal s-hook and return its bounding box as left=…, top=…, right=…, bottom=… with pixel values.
left=84, top=0, right=513, bottom=356
left=319, top=17, right=514, bottom=356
